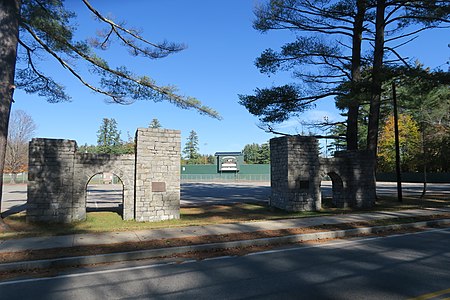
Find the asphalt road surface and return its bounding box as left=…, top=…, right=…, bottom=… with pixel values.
left=0, top=228, right=449, bottom=299
left=2, top=181, right=450, bottom=215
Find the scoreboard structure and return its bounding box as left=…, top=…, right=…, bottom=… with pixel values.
left=214, top=152, right=244, bottom=172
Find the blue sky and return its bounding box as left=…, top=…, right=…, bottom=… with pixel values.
left=12, top=1, right=449, bottom=155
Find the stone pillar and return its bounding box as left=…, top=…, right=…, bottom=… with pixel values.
left=27, top=139, right=77, bottom=223
left=334, top=151, right=376, bottom=208
left=270, top=136, right=321, bottom=211
left=134, top=128, right=181, bottom=222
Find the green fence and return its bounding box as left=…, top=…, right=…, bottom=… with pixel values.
left=181, top=164, right=270, bottom=182
left=181, top=173, right=270, bottom=182
left=2, top=173, right=28, bottom=184
left=4, top=170, right=449, bottom=184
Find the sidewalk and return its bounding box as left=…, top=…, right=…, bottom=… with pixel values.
left=1, top=207, right=449, bottom=254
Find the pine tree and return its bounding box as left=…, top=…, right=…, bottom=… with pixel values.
left=243, top=143, right=260, bottom=164
left=239, top=0, right=369, bottom=150
left=239, top=0, right=449, bottom=156
left=96, top=118, right=122, bottom=154
left=242, top=143, right=270, bottom=164
left=149, top=118, right=162, bottom=129
left=183, top=130, right=200, bottom=162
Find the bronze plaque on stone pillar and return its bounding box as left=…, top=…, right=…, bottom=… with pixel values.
left=152, top=182, right=166, bottom=192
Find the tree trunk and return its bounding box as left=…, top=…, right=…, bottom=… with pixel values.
left=346, top=0, right=366, bottom=151
left=0, top=0, right=21, bottom=222
left=346, top=106, right=359, bottom=150
left=420, top=127, right=428, bottom=199
left=366, top=0, right=386, bottom=201
left=421, top=164, right=428, bottom=199
left=367, top=0, right=386, bottom=156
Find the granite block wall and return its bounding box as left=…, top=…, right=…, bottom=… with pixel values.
left=27, top=139, right=77, bottom=223
left=134, top=128, right=181, bottom=222
left=270, top=136, right=375, bottom=212
left=270, top=136, right=321, bottom=211
left=27, top=128, right=181, bottom=223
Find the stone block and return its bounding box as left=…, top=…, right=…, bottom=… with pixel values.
left=28, top=129, right=181, bottom=224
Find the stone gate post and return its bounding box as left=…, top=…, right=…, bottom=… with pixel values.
left=270, top=136, right=321, bottom=211
left=27, top=139, right=77, bottom=223
left=134, top=128, right=181, bottom=221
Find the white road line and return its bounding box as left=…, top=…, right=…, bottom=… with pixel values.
left=1, top=227, right=449, bottom=287
left=203, top=256, right=235, bottom=261
left=245, top=226, right=450, bottom=257
left=0, top=261, right=182, bottom=286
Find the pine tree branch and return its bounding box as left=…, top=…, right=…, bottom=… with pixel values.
left=21, top=23, right=117, bottom=99
left=21, top=19, right=221, bottom=119
left=280, top=2, right=355, bottom=25
left=263, top=124, right=346, bottom=139
left=81, top=0, right=186, bottom=58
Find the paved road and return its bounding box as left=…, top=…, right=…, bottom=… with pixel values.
left=0, top=228, right=449, bottom=299
left=2, top=181, right=449, bottom=215
left=180, top=182, right=271, bottom=206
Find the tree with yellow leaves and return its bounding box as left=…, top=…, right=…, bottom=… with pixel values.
left=378, top=114, right=421, bottom=172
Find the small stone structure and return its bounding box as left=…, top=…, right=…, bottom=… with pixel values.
left=27, top=128, right=181, bottom=223
left=270, top=136, right=376, bottom=211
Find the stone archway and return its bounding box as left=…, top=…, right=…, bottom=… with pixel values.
left=326, top=171, right=344, bottom=207
left=85, top=172, right=125, bottom=216
left=270, top=135, right=376, bottom=212
left=27, top=128, right=181, bottom=223
left=73, top=155, right=135, bottom=221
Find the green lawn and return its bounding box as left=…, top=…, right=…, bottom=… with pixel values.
left=1, top=194, right=448, bottom=240
left=1, top=203, right=326, bottom=240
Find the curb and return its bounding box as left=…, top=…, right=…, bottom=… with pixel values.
left=1, top=218, right=449, bottom=273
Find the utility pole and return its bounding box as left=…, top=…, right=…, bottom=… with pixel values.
left=392, top=81, right=402, bottom=202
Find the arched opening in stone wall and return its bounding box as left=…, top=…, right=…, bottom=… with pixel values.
left=86, top=172, right=124, bottom=217
left=321, top=171, right=344, bottom=208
